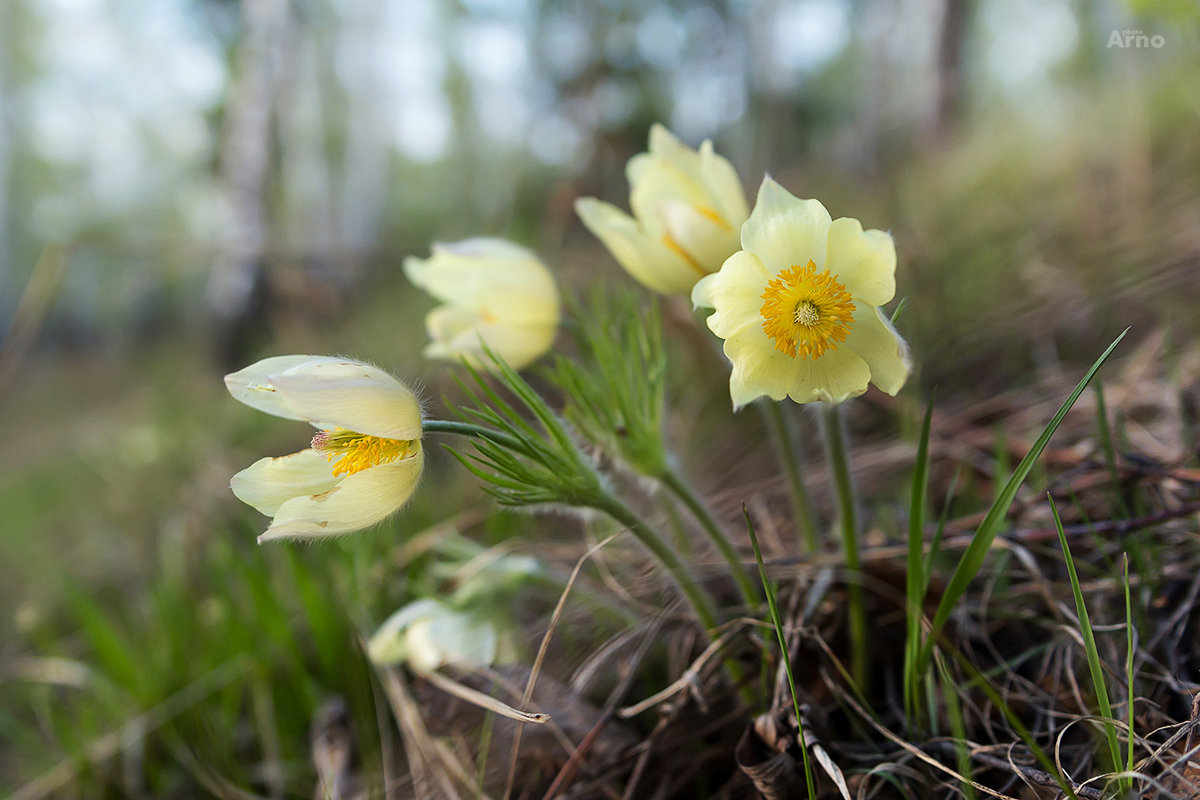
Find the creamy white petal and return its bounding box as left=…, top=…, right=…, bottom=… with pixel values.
left=698, top=139, right=750, bottom=226
left=268, top=361, right=422, bottom=441
left=405, top=238, right=555, bottom=306
left=648, top=122, right=684, bottom=158
left=367, top=598, right=443, bottom=664
left=224, top=355, right=345, bottom=420
left=476, top=282, right=559, bottom=326
left=258, top=447, right=424, bottom=542
left=369, top=599, right=500, bottom=672
left=725, top=326, right=871, bottom=408
left=425, top=305, right=486, bottom=344
left=657, top=199, right=740, bottom=273
left=575, top=197, right=701, bottom=294
left=230, top=448, right=339, bottom=516
left=825, top=217, right=896, bottom=306
left=424, top=319, right=557, bottom=370
left=845, top=306, right=911, bottom=396
left=405, top=609, right=497, bottom=672
left=723, top=329, right=799, bottom=408
left=691, top=251, right=772, bottom=339
left=741, top=177, right=831, bottom=274
left=628, top=155, right=708, bottom=223
left=785, top=344, right=872, bottom=404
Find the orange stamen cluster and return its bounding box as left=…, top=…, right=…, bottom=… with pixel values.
left=759, top=260, right=855, bottom=359
left=312, top=428, right=415, bottom=477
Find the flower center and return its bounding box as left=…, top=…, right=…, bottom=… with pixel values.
left=312, top=428, right=415, bottom=477
left=760, top=260, right=855, bottom=359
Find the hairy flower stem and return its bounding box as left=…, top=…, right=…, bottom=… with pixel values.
left=596, top=492, right=756, bottom=705
left=589, top=492, right=719, bottom=631
left=659, top=468, right=759, bottom=607
left=820, top=402, right=867, bottom=690
left=761, top=403, right=818, bottom=551
left=422, top=419, right=525, bottom=450
left=428, top=417, right=753, bottom=703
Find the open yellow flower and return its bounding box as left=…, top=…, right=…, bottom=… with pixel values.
left=575, top=123, right=749, bottom=295
left=403, top=238, right=560, bottom=370
left=692, top=178, right=910, bottom=408
left=225, top=355, right=424, bottom=543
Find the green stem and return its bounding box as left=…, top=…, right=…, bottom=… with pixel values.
left=821, top=402, right=867, bottom=690
left=660, top=468, right=759, bottom=607
left=594, top=492, right=755, bottom=706
left=761, top=403, right=818, bottom=551
left=422, top=418, right=523, bottom=450
left=591, top=492, right=719, bottom=632
left=427, top=416, right=750, bottom=701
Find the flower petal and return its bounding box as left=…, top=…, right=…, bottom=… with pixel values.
left=258, top=446, right=424, bottom=542
left=575, top=197, right=701, bottom=294
left=424, top=318, right=557, bottom=371
left=657, top=199, right=741, bottom=273
left=404, top=237, right=558, bottom=321
left=404, top=608, right=498, bottom=672
left=845, top=306, right=911, bottom=396
left=741, top=177, right=831, bottom=274
left=698, top=139, right=750, bottom=226
left=230, top=448, right=339, bottom=516
left=717, top=322, right=872, bottom=408
left=224, top=355, right=345, bottom=420
left=367, top=598, right=442, bottom=664
left=825, top=217, right=896, bottom=306
left=691, top=251, right=772, bottom=339
left=269, top=360, right=422, bottom=441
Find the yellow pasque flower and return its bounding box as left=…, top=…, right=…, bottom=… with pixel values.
left=403, top=238, right=560, bottom=370
left=225, top=355, right=424, bottom=543
left=692, top=177, right=910, bottom=408
left=367, top=598, right=516, bottom=673
left=575, top=123, right=749, bottom=295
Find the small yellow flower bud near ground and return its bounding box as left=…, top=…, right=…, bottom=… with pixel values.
left=575, top=123, right=749, bottom=295
left=403, top=238, right=560, bottom=370
left=224, top=355, right=424, bottom=542
left=367, top=598, right=515, bottom=673
left=692, top=177, right=911, bottom=408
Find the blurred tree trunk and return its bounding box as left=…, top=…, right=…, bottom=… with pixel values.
left=930, top=0, right=972, bottom=142
left=206, top=0, right=291, bottom=366
left=0, top=0, right=13, bottom=331
left=337, top=0, right=389, bottom=254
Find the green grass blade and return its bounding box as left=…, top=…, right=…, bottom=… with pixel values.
left=1123, top=553, right=1135, bottom=781
left=1095, top=382, right=1128, bottom=518
left=938, top=632, right=1078, bottom=799
left=918, top=330, right=1127, bottom=674
left=743, top=504, right=816, bottom=800
left=934, top=652, right=975, bottom=800
left=1052, top=496, right=1123, bottom=783
left=904, top=394, right=936, bottom=726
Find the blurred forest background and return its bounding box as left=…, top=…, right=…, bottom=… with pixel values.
left=1, top=0, right=1199, bottom=795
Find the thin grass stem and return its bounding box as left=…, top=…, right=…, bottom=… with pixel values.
left=1052, top=496, right=1124, bottom=787
left=820, top=401, right=867, bottom=690
left=744, top=505, right=816, bottom=799
left=597, top=492, right=758, bottom=706
left=590, top=492, right=718, bottom=632
left=1123, top=554, right=1135, bottom=782
left=761, top=403, right=818, bottom=551
left=659, top=467, right=758, bottom=606
left=904, top=396, right=935, bottom=730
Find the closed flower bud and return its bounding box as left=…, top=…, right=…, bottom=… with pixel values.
left=404, top=238, right=560, bottom=370
left=367, top=598, right=516, bottom=673
left=575, top=124, right=749, bottom=295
